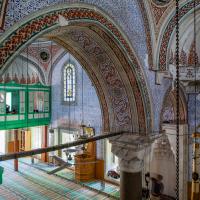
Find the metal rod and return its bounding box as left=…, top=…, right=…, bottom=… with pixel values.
left=175, top=0, right=180, bottom=199
left=0, top=131, right=125, bottom=161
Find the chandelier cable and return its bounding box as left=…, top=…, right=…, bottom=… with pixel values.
left=175, top=0, right=180, bottom=199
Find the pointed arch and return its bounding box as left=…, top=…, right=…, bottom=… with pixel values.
left=160, top=86, right=187, bottom=127
left=0, top=4, right=153, bottom=133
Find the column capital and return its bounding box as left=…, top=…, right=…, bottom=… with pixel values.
left=109, top=133, right=158, bottom=173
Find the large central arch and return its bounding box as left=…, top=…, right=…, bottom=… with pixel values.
left=0, top=4, right=152, bottom=133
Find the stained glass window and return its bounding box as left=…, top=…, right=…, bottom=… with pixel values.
left=64, top=63, right=76, bottom=102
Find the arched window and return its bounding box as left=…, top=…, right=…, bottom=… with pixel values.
left=64, top=63, right=76, bottom=102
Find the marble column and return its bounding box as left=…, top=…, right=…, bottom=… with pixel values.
left=110, top=134, right=156, bottom=200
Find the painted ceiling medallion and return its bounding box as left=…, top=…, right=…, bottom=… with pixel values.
left=152, top=0, right=171, bottom=6
left=39, top=49, right=50, bottom=62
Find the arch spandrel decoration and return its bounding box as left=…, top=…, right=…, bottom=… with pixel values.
left=158, top=0, right=200, bottom=71
left=0, top=5, right=152, bottom=133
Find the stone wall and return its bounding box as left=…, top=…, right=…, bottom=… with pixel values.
left=51, top=52, right=103, bottom=158
left=51, top=52, right=102, bottom=131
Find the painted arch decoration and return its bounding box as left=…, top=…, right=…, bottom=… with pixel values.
left=137, top=0, right=154, bottom=69
left=158, top=0, right=200, bottom=71
left=152, top=0, right=172, bottom=7
left=161, top=87, right=187, bottom=125
left=0, top=0, right=8, bottom=30
left=0, top=5, right=152, bottom=133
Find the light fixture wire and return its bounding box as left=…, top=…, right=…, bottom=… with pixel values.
left=175, top=0, right=180, bottom=199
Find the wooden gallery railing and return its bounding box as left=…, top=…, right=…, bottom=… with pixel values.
left=0, top=131, right=125, bottom=161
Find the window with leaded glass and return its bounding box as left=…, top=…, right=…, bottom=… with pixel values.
left=64, top=63, right=76, bottom=102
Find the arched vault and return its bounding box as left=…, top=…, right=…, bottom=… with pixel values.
left=0, top=4, right=153, bottom=133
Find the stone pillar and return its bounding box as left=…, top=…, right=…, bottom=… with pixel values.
left=118, top=150, right=144, bottom=200
left=191, top=135, right=200, bottom=200
left=14, top=129, right=19, bottom=171
left=120, top=171, right=142, bottom=200
left=41, top=125, right=48, bottom=162
left=162, top=124, right=188, bottom=200
left=110, top=134, right=156, bottom=200
left=150, top=134, right=176, bottom=197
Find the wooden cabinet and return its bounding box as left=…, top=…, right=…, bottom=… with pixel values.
left=74, top=142, right=105, bottom=181
left=8, top=141, right=19, bottom=153
left=85, top=141, right=96, bottom=157
left=74, top=154, right=96, bottom=181
left=95, top=159, right=104, bottom=180
left=19, top=129, right=31, bottom=151
left=74, top=141, right=96, bottom=181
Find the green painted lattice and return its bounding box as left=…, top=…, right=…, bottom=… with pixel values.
left=0, top=81, right=51, bottom=130
left=0, top=166, right=3, bottom=184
